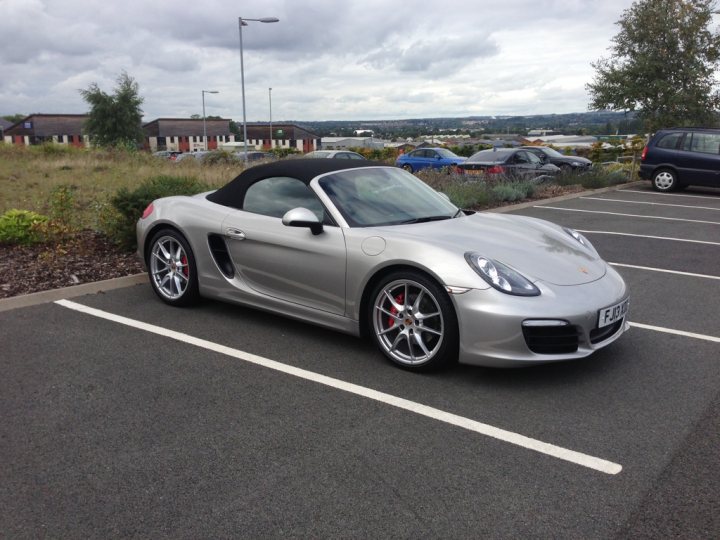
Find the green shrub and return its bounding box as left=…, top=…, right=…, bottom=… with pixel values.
left=103, top=175, right=209, bottom=249
left=202, top=150, right=240, bottom=166
left=489, top=181, right=536, bottom=203
left=441, top=182, right=491, bottom=209
left=0, top=209, right=49, bottom=245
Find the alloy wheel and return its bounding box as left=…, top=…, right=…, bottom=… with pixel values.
left=372, top=279, right=445, bottom=366
left=150, top=235, right=190, bottom=300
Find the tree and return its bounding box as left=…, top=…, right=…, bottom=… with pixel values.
left=80, top=71, right=144, bottom=147
left=587, top=0, right=720, bottom=132
left=2, top=114, right=26, bottom=124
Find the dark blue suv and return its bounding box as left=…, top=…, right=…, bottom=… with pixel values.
left=639, top=127, right=720, bottom=191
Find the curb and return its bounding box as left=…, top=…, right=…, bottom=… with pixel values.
left=0, top=180, right=648, bottom=313
left=0, top=274, right=147, bottom=313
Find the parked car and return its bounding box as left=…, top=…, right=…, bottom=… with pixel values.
left=137, top=159, right=629, bottom=371
left=172, top=151, right=211, bottom=162
left=153, top=150, right=182, bottom=160
left=305, top=150, right=366, bottom=160
left=639, top=127, right=720, bottom=191
left=521, top=146, right=592, bottom=172
left=395, top=148, right=466, bottom=173
left=457, top=148, right=560, bottom=180
left=233, top=151, right=274, bottom=161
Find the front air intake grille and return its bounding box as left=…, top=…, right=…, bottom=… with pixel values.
left=522, top=324, right=580, bottom=354
left=590, top=319, right=624, bottom=344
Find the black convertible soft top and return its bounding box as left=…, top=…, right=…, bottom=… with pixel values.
left=206, top=158, right=389, bottom=208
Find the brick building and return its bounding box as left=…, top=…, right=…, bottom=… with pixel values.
left=143, top=118, right=233, bottom=152
left=3, top=114, right=89, bottom=146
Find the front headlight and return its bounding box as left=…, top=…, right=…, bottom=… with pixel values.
left=562, top=227, right=598, bottom=256
left=464, top=253, right=540, bottom=296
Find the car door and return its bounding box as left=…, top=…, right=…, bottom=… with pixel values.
left=221, top=176, right=347, bottom=315
left=685, top=132, right=720, bottom=186
left=509, top=150, right=539, bottom=179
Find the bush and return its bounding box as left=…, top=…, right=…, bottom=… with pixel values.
left=442, top=182, right=491, bottom=209
left=202, top=150, right=240, bottom=166
left=0, top=209, right=49, bottom=245
left=554, top=167, right=629, bottom=189
left=102, top=175, right=210, bottom=249
left=489, top=181, right=536, bottom=204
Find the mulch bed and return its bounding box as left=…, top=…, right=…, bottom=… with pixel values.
left=0, top=230, right=144, bottom=299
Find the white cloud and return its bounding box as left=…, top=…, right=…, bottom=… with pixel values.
left=0, top=0, right=635, bottom=120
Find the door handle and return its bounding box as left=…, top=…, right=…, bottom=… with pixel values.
left=225, top=227, right=246, bottom=240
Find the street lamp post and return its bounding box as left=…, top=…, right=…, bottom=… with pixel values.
left=269, top=87, right=273, bottom=150
left=202, top=90, right=219, bottom=151
left=238, top=16, right=279, bottom=163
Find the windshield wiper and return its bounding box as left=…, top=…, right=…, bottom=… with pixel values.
left=399, top=215, right=453, bottom=224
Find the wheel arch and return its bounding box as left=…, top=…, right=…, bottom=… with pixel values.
left=358, top=263, right=453, bottom=338
left=143, top=222, right=187, bottom=265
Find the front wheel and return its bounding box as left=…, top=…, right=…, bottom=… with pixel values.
left=369, top=271, right=458, bottom=371
left=148, top=229, right=200, bottom=306
left=652, top=169, right=678, bottom=192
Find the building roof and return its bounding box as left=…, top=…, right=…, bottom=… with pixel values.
left=5, top=114, right=89, bottom=136
left=142, top=118, right=231, bottom=137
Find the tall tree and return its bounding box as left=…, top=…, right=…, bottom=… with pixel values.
left=80, top=71, right=144, bottom=147
left=587, top=0, right=720, bottom=132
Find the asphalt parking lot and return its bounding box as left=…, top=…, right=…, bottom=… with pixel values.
left=1, top=182, right=719, bottom=538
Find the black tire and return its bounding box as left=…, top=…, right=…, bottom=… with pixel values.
left=368, top=270, right=459, bottom=371
left=402, top=164, right=414, bottom=173
left=652, top=168, right=678, bottom=192
left=560, top=163, right=573, bottom=173
left=147, top=229, right=200, bottom=306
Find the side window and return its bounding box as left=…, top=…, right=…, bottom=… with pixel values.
left=690, top=132, right=720, bottom=154
left=656, top=132, right=683, bottom=149
left=243, top=177, right=325, bottom=221
left=527, top=151, right=541, bottom=164
left=514, top=151, right=529, bottom=164
left=348, top=153, right=364, bottom=160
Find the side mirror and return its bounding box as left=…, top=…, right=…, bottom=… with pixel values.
left=282, top=207, right=323, bottom=235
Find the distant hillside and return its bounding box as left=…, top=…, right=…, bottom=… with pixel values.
left=291, top=111, right=641, bottom=138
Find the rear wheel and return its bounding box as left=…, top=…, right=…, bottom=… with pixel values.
left=402, top=164, right=414, bottom=173
left=369, top=270, right=458, bottom=371
left=148, top=229, right=199, bottom=306
left=652, top=169, right=678, bottom=192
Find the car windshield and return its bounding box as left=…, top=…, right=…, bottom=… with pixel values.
left=318, top=167, right=458, bottom=227
left=466, top=149, right=513, bottom=163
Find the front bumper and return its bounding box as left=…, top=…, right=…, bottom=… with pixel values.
left=452, top=265, right=629, bottom=367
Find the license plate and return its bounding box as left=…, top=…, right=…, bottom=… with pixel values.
left=598, top=298, right=629, bottom=328
left=464, top=169, right=485, bottom=176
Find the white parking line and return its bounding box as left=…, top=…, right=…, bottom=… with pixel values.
left=55, top=299, right=622, bottom=476
left=580, top=197, right=720, bottom=212
left=576, top=230, right=720, bottom=246
left=610, top=263, right=720, bottom=281
left=622, top=190, right=720, bottom=200
left=536, top=206, right=720, bottom=225
left=629, top=322, right=720, bottom=343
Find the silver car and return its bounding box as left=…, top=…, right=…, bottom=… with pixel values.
left=137, top=160, right=629, bottom=370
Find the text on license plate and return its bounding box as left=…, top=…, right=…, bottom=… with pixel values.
left=598, top=298, right=629, bottom=328
left=464, top=169, right=485, bottom=175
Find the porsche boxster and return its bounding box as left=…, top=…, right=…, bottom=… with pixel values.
left=137, top=160, right=629, bottom=370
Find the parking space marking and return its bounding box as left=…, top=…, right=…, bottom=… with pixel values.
left=609, top=263, right=720, bottom=281
left=580, top=197, right=720, bottom=212
left=622, top=190, right=720, bottom=200
left=576, top=230, right=720, bottom=247
left=629, top=322, right=720, bottom=343
left=55, top=299, right=623, bottom=475
left=536, top=206, right=720, bottom=225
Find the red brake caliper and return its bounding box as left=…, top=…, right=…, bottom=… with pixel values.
left=388, top=293, right=404, bottom=327
left=181, top=255, right=189, bottom=277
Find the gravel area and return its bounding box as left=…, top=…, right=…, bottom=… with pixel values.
left=0, top=231, right=144, bottom=299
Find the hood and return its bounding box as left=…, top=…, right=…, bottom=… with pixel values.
left=377, top=213, right=606, bottom=286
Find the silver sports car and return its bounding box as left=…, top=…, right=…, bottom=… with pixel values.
left=137, top=160, right=629, bottom=370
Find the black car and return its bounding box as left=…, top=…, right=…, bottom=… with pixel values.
left=457, top=148, right=560, bottom=180
left=639, top=127, right=720, bottom=191
left=521, top=146, right=592, bottom=172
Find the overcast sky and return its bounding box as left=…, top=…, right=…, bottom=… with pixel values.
left=0, top=0, right=638, bottom=123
